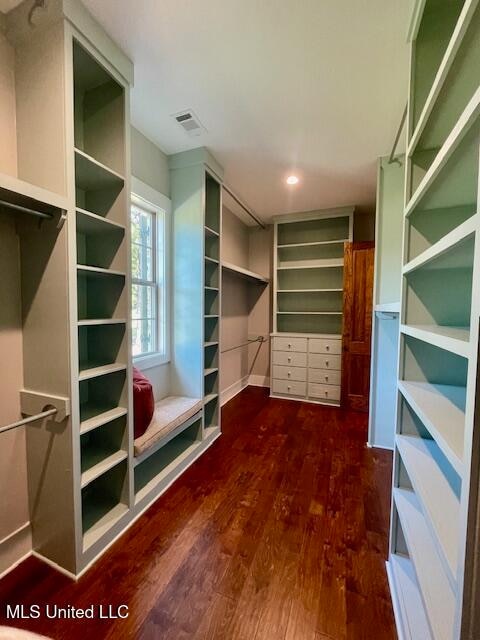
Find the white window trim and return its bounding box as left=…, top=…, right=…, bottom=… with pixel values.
left=131, top=176, right=171, bottom=370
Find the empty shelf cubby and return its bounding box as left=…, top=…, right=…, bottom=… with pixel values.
left=77, top=213, right=125, bottom=270
left=78, top=323, right=126, bottom=375
left=82, top=459, right=128, bottom=550
left=412, top=4, right=480, bottom=166
left=403, top=240, right=474, bottom=341
left=205, top=234, right=219, bottom=261
left=77, top=268, right=126, bottom=321
left=410, top=0, right=465, bottom=135
left=134, top=418, right=202, bottom=501
left=277, top=290, right=343, bottom=313
left=204, top=369, right=219, bottom=396
left=277, top=266, right=344, bottom=290
left=205, top=260, right=219, bottom=288
left=277, top=242, right=344, bottom=268
left=277, top=312, right=342, bottom=335
left=205, top=288, right=219, bottom=316
left=204, top=398, right=219, bottom=430
left=80, top=415, right=128, bottom=485
left=204, top=344, right=218, bottom=370
left=402, top=335, right=468, bottom=388
left=79, top=369, right=127, bottom=426
left=277, top=216, right=350, bottom=245
left=205, top=173, right=220, bottom=232
left=204, top=316, right=219, bottom=343
left=73, top=40, right=125, bottom=176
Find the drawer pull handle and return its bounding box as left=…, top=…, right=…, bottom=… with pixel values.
left=288, top=357, right=291, bottom=362
left=288, top=343, right=292, bottom=348
left=326, top=360, right=329, bottom=366
left=326, top=345, right=330, bottom=351
left=325, top=391, right=328, bottom=396
left=287, top=385, right=291, bottom=390
left=287, top=372, right=291, bottom=377
left=325, top=376, right=328, bottom=381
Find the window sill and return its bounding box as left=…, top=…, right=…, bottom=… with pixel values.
left=134, top=352, right=170, bottom=371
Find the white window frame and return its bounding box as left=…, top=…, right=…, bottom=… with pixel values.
left=131, top=176, right=171, bottom=370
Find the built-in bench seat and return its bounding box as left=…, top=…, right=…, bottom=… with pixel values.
left=134, top=396, right=203, bottom=464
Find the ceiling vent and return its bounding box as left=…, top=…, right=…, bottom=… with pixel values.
left=172, top=110, right=206, bottom=137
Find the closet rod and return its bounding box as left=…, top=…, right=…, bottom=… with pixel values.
left=388, top=103, right=407, bottom=166
left=0, top=199, right=52, bottom=220
left=221, top=336, right=267, bottom=354
left=0, top=408, right=57, bottom=435
left=222, top=184, right=266, bottom=229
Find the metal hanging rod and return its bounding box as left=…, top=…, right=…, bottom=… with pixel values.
left=222, top=184, right=266, bottom=229
left=0, top=199, right=52, bottom=220
left=388, top=104, right=408, bottom=166
left=0, top=408, right=57, bottom=436
left=221, top=336, right=267, bottom=354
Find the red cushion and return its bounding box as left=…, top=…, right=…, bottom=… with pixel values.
left=133, top=367, right=154, bottom=439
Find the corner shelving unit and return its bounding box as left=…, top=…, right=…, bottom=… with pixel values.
left=270, top=208, right=353, bottom=406
left=387, top=2, right=480, bottom=638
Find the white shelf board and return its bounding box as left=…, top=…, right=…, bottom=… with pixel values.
left=204, top=341, right=219, bottom=348
left=387, top=554, right=432, bottom=640
left=405, top=87, right=480, bottom=216
left=81, top=449, right=128, bottom=489
left=80, top=407, right=128, bottom=436
left=205, top=314, right=219, bottom=319
left=277, top=311, right=342, bottom=315
left=75, top=147, right=125, bottom=191
left=396, top=434, right=460, bottom=586
left=222, top=261, right=269, bottom=284
left=278, top=288, right=343, bottom=293
left=78, top=318, right=126, bottom=327
left=407, top=0, right=479, bottom=155
left=204, top=225, right=219, bottom=237
left=0, top=171, right=68, bottom=215
left=277, top=239, right=348, bottom=248
left=205, top=255, right=219, bottom=265
left=204, top=393, right=218, bottom=405
left=83, top=502, right=128, bottom=552
left=374, top=302, right=400, bottom=313
left=398, top=380, right=464, bottom=476
left=76, top=207, right=126, bottom=234
left=403, top=215, right=476, bottom=274
left=393, top=488, right=455, bottom=640
left=79, top=362, right=127, bottom=381
left=401, top=324, right=470, bottom=358
left=77, top=264, right=126, bottom=279
left=277, top=259, right=344, bottom=270
left=204, top=368, right=219, bottom=377
left=205, top=286, right=219, bottom=292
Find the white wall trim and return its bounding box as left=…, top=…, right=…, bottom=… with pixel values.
left=221, top=376, right=249, bottom=406
left=248, top=375, right=270, bottom=388
left=0, top=522, right=32, bottom=580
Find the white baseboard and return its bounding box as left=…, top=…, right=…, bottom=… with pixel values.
left=248, top=374, right=270, bottom=388
left=0, top=522, right=32, bottom=580
left=220, top=376, right=249, bottom=406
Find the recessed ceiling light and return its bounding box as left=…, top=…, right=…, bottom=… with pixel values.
left=286, top=175, right=299, bottom=185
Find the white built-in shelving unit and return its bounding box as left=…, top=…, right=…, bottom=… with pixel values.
left=388, top=1, right=480, bottom=638
left=270, top=208, right=353, bottom=406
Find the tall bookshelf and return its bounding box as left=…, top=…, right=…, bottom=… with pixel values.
left=387, top=1, right=480, bottom=638
left=271, top=208, right=353, bottom=406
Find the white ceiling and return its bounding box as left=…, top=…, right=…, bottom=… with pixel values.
left=81, top=0, right=412, bottom=221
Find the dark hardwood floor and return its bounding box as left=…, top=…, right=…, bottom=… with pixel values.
left=0, top=387, right=396, bottom=640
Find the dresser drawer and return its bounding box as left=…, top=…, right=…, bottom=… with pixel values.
left=309, top=369, right=341, bottom=386
left=273, top=351, right=307, bottom=367
left=272, top=379, right=306, bottom=397
left=272, top=365, right=307, bottom=382
left=272, top=336, right=308, bottom=352
left=309, top=353, right=341, bottom=370
left=309, top=338, right=342, bottom=355
left=308, top=383, right=341, bottom=402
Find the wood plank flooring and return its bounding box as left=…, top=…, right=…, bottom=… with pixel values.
left=0, top=387, right=396, bottom=639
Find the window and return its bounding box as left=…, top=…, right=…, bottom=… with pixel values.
left=131, top=180, right=170, bottom=367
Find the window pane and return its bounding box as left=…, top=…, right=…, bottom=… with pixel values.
left=132, top=244, right=153, bottom=281
left=131, top=207, right=153, bottom=248
left=132, top=284, right=154, bottom=321
left=132, top=319, right=156, bottom=356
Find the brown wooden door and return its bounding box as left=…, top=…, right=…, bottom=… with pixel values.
left=342, top=242, right=374, bottom=412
